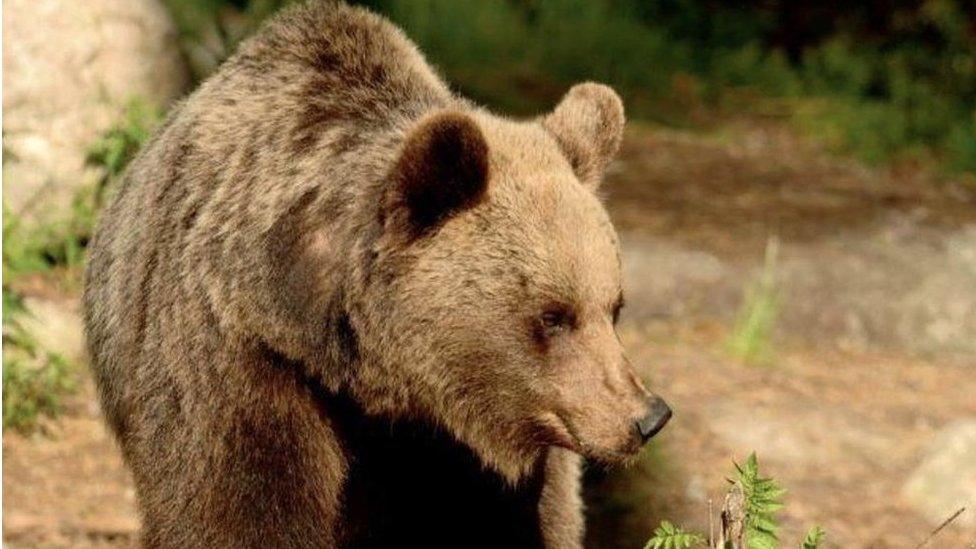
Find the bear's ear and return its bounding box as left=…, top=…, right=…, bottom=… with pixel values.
left=542, top=82, right=625, bottom=190
left=388, top=111, right=489, bottom=234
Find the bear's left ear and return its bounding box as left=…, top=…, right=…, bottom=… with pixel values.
left=542, top=82, right=625, bottom=190
left=387, top=110, right=490, bottom=235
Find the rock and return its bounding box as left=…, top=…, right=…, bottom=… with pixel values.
left=2, top=510, right=58, bottom=539
left=2, top=0, right=188, bottom=227
left=705, top=402, right=896, bottom=469
left=903, top=420, right=976, bottom=527
left=17, top=297, right=86, bottom=364
left=621, top=236, right=734, bottom=321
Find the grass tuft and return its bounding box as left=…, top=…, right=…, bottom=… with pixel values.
left=728, top=238, right=780, bottom=365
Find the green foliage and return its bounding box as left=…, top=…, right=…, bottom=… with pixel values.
left=728, top=238, right=780, bottom=365
left=644, top=453, right=824, bottom=549
left=644, top=521, right=705, bottom=549
left=2, top=193, right=91, bottom=286
left=383, top=0, right=976, bottom=172
left=946, top=117, right=976, bottom=174
left=163, top=0, right=297, bottom=78
left=88, top=99, right=162, bottom=182
left=383, top=0, right=535, bottom=113
left=3, top=204, right=54, bottom=280
left=3, top=99, right=159, bottom=292
left=2, top=317, right=76, bottom=432
left=801, top=525, right=826, bottom=549
left=161, top=0, right=976, bottom=173
left=2, top=191, right=89, bottom=433
left=88, top=98, right=163, bottom=206
left=735, top=453, right=787, bottom=549
left=793, top=25, right=976, bottom=169
left=383, top=0, right=693, bottom=121
left=711, top=45, right=800, bottom=97
left=2, top=98, right=159, bottom=432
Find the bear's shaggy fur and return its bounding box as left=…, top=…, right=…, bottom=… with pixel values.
left=84, top=2, right=664, bottom=547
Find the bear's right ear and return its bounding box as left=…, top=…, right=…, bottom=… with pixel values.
left=386, top=111, right=490, bottom=235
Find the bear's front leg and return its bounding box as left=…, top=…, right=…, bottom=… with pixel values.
left=538, top=448, right=585, bottom=548
left=136, top=344, right=350, bottom=549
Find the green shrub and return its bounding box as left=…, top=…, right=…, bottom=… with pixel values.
left=1, top=190, right=88, bottom=432
left=384, top=0, right=535, bottom=113
left=712, top=45, right=800, bottom=97
left=801, top=38, right=876, bottom=97
left=946, top=117, right=976, bottom=174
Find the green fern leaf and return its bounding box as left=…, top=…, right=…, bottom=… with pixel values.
left=749, top=532, right=778, bottom=549
left=644, top=520, right=706, bottom=549
left=801, top=525, right=826, bottom=549
left=734, top=453, right=786, bottom=549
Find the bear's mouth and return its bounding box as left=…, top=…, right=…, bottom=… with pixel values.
left=536, top=411, right=581, bottom=452
left=553, top=411, right=584, bottom=452
left=539, top=411, right=643, bottom=464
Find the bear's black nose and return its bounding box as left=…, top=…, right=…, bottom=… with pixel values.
left=636, top=396, right=672, bottom=443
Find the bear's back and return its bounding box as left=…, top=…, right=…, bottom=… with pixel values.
left=83, top=1, right=453, bottom=438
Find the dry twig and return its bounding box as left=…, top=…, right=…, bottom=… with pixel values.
left=915, top=507, right=966, bottom=549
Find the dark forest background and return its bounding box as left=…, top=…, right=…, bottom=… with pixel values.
left=166, top=0, right=976, bottom=175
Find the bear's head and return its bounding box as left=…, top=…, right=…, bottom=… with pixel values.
left=355, top=83, right=670, bottom=482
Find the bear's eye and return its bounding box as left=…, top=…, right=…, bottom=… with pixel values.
left=539, top=307, right=575, bottom=336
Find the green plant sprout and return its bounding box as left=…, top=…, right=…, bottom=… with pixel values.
left=728, top=237, right=780, bottom=365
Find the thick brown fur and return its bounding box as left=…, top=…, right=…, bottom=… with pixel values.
left=84, top=2, right=660, bottom=547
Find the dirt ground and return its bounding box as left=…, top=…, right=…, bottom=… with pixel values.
left=4, top=123, right=976, bottom=548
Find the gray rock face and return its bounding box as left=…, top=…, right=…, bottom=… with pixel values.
left=620, top=220, right=976, bottom=358
left=903, top=420, right=976, bottom=527
left=2, top=0, right=188, bottom=226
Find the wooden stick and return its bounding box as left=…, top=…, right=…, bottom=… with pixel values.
left=709, top=498, right=715, bottom=548
left=915, top=507, right=966, bottom=549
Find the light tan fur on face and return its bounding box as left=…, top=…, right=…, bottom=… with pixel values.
left=83, top=1, right=639, bottom=546
left=362, top=112, right=650, bottom=482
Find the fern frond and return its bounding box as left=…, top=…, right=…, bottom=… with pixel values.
left=644, top=520, right=706, bottom=549
left=734, top=453, right=786, bottom=549
left=801, top=525, right=826, bottom=548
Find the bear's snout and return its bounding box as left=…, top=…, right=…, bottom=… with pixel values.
left=635, top=395, right=672, bottom=444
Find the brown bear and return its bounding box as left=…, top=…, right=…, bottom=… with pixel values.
left=83, top=1, right=671, bottom=547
